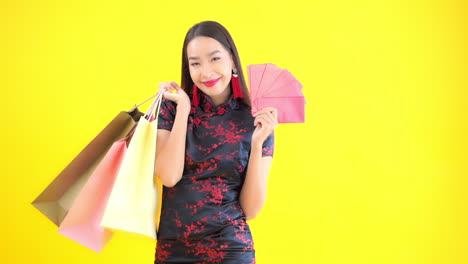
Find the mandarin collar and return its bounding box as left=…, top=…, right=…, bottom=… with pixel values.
left=192, top=90, right=240, bottom=115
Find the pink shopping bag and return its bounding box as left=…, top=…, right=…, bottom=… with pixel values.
left=57, top=136, right=130, bottom=252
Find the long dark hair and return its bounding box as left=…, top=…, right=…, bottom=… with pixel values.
left=181, top=21, right=251, bottom=106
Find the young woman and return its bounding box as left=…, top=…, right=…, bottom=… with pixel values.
left=154, top=20, right=277, bottom=264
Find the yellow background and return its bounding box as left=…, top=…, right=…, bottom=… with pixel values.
left=2, top=0, right=467, bottom=263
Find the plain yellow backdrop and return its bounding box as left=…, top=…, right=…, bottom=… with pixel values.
left=2, top=0, right=467, bottom=263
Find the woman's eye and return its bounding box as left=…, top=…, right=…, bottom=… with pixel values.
left=212, top=57, right=221, bottom=61
left=190, top=62, right=200, bottom=66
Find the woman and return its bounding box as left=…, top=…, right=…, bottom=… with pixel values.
left=154, top=20, right=277, bottom=264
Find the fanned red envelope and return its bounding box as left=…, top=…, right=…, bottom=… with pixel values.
left=247, top=63, right=305, bottom=123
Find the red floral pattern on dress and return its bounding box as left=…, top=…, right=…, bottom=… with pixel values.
left=155, top=91, right=273, bottom=263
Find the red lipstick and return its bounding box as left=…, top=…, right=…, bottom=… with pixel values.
left=202, top=78, right=221, bottom=87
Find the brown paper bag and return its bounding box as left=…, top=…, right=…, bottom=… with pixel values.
left=31, top=107, right=144, bottom=226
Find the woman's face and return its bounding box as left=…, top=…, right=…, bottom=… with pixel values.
left=187, top=36, right=235, bottom=103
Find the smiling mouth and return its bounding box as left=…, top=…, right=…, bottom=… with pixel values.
left=202, top=78, right=221, bottom=87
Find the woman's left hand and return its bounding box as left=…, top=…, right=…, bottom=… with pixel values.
left=252, top=107, right=278, bottom=146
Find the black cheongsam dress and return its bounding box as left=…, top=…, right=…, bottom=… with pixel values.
left=154, top=91, right=274, bottom=264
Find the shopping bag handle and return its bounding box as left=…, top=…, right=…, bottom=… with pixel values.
left=129, top=90, right=161, bottom=112
left=123, top=88, right=165, bottom=140
left=150, top=91, right=164, bottom=121
left=144, top=89, right=164, bottom=120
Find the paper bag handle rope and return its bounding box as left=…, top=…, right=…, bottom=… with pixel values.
left=129, top=89, right=162, bottom=112
left=144, top=89, right=164, bottom=120
left=125, top=89, right=165, bottom=139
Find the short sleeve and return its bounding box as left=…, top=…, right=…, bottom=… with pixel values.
left=262, top=132, right=275, bottom=157
left=157, top=98, right=177, bottom=131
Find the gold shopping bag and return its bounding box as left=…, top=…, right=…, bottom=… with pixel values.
left=31, top=108, right=143, bottom=226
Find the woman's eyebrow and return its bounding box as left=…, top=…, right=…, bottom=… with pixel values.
left=188, top=50, right=221, bottom=60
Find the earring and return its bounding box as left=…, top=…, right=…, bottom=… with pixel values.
left=231, top=69, right=244, bottom=99
left=192, top=84, right=200, bottom=106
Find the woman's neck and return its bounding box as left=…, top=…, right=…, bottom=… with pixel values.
left=209, top=85, right=232, bottom=106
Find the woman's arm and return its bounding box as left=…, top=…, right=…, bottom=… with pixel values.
left=240, top=146, right=273, bottom=221
left=240, top=107, right=278, bottom=220
left=154, top=81, right=190, bottom=187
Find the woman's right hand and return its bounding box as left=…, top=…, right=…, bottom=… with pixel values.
left=158, top=81, right=191, bottom=114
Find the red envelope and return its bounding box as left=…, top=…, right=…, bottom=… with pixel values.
left=254, top=96, right=305, bottom=123
left=247, top=63, right=306, bottom=123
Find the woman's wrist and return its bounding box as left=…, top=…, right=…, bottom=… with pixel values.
left=251, top=140, right=263, bottom=153
left=176, top=101, right=191, bottom=116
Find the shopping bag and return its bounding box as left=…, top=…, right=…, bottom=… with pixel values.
left=100, top=90, right=164, bottom=239
left=57, top=137, right=129, bottom=252
left=55, top=91, right=164, bottom=252
left=31, top=108, right=144, bottom=226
